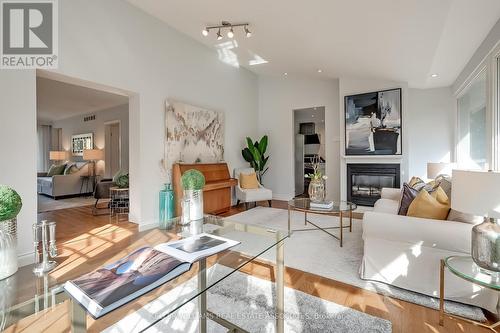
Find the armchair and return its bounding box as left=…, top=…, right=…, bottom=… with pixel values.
left=234, top=168, right=273, bottom=210
left=92, top=178, right=115, bottom=215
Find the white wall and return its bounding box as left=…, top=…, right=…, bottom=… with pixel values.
left=407, top=87, right=455, bottom=178
left=0, top=0, right=258, bottom=262
left=258, top=76, right=340, bottom=200
left=52, top=104, right=130, bottom=177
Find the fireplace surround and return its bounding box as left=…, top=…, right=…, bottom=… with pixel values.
left=347, top=163, right=400, bottom=206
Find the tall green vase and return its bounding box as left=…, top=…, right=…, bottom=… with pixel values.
left=159, top=183, right=175, bottom=229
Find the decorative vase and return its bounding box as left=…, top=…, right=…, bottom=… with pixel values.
left=183, top=189, right=204, bottom=223
left=308, top=179, right=325, bottom=203
left=159, top=183, right=175, bottom=229
left=472, top=218, right=500, bottom=272
left=0, top=218, right=18, bottom=280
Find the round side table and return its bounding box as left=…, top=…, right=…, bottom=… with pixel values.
left=109, top=187, right=129, bottom=221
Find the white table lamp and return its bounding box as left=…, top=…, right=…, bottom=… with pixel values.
left=452, top=169, right=500, bottom=272
left=427, top=162, right=456, bottom=179
left=83, top=149, right=104, bottom=176
left=49, top=151, right=68, bottom=164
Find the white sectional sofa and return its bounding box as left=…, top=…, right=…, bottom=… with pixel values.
left=360, top=187, right=498, bottom=313
left=37, top=163, right=90, bottom=199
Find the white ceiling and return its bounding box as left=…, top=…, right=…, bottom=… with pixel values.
left=37, top=77, right=128, bottom=122
left=127, top=0, right=500, bottom=88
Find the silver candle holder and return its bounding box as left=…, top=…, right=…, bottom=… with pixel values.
left=33, top=220, right=57, bottom=276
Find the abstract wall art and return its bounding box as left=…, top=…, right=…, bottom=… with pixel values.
left=165, top=100, right=224, bottom=168
left=344, top=88, right=402, bottom=156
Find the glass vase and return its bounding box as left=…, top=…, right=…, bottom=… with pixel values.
left=308, top=179, right=325, bottom=203
left=0, top=218, right=18, bottom=280
left=159, top=183, right=175, bottom=229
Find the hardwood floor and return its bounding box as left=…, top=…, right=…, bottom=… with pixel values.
left=6, top=202, right=496, bottom=332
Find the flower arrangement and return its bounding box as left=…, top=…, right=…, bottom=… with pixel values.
left=0, top=185, right=22, bottom=222
left=304, top=156, right=328, bottom=181
left=181, top=169, right=206, bottom=190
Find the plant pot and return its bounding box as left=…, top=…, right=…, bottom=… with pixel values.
left=308, top=179, right=325, bottom=203
left=472, top=218, right=500, bottom=272
left=0, top=218, right=18, bottom=280
left=182, top=189, right=204, bottom=223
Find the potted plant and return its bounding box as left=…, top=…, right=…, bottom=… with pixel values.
left=305, top=156, right=328, bottom=202
left=241, top=135, right=269, bottom=184
left=0, top=185, right=22, bottom=280
left=181, top=169, right=206, bottom=223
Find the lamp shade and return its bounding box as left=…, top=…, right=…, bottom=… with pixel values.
left=83, top=149, right=104, bottom=161
left=49, top=150, right=67, bottom=161
left=427, top=162, right=456, bottom=179
left=451, top=169, right=500, bottom=218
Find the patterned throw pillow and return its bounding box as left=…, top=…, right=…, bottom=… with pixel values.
left=64, top=163, right=78, bottom=175
left=47, top=163, right=66, bottom=176
left=397, top=184, right=419, bottom=215
left=434, top=175, right=452, bottom=199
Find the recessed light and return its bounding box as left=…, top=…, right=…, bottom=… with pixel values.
left=227, top=27, right=234, bottom=39
left=283, top=72, right=288, bottom=76
left=431, top=73, right=438, bottom=78
left=312, top=115, right=315, bottom=118
left=202, top=28, right=209, bottom=37
left=317, top=69, right=322, bottom=73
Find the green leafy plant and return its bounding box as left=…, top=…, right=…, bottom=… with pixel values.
left=113, top=170, right=129, bottom=188
left=241, top=135, right=269, bottom=184
left=0, top=185, right=22, bottom=222
left=181, top=169, right=206, bottom=190
left=304, top=155, right=327, bottom=181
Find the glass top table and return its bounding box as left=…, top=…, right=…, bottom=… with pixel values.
left=287, top=198, right=357, bottom=247
left=0, top=215, right=288, bottom=333
left=439, top=256, right=500, bottom=330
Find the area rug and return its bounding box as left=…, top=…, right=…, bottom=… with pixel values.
left=37, top=194, right=96, bottom=213
left=226, top=206, right=486, bottom=321
left=104, top=265, right=392, bottom=333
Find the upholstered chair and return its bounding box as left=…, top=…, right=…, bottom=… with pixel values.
left=234, top=168, right=273, bottom=210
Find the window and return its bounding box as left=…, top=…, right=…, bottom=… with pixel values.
left=457, top=70, right=488, bottom=169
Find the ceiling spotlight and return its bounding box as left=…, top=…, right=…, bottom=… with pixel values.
left=227, top=27, right=234, bottom=38
left=431, top=73, right=439, bottom=78
left=317, top=69, right=322, bottom=73
left=284, top=72, right=288, bottom=76
left=202, top=28, right=209, bottom=37
left=216, top=28, right=223, bottom=40
left=244, top=26, right=252, bottom=38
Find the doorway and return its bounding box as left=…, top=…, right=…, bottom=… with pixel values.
left=293, top=107, right=326, bottom=197
left=105, top=121, right=121, bottom=178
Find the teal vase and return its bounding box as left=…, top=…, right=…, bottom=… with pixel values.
left=159, top=183, right=174, bottom=229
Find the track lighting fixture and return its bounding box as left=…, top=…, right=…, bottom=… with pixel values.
left=244, top=25, right=252, bottom=38
left=202, top=21, right=251, bottom=40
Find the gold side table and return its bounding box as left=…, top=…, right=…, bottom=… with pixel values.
left=440, top=255, right=500, bottom=331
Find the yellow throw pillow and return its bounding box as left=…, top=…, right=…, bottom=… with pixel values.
left=407, top=187, right=450, bottom=220
left=240, top=172, right=259, bottom=189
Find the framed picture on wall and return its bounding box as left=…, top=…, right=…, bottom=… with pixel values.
left=72, top=133, right=94, bottom=156
left=344, top=88, right=402, bottom=156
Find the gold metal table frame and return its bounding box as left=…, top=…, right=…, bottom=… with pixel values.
left=439, top=257, right=500, bottom=331
left=287, top=199, right=356, bottom=247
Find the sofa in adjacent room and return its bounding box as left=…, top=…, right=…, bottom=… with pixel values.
left=37, top=162, right=90, bottom=199
left=360, top=187, right=499, bottom=313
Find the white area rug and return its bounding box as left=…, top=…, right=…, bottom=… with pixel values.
left=105, top=266, right=392, bottom=333
left=37, top=194, right=96, bottom=213
left=227, top=207, right=485, bottom=321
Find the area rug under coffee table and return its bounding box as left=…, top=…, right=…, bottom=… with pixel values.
left=227, top=206, right=485, bottom=322
left=104, top=265, right=392, bottom=333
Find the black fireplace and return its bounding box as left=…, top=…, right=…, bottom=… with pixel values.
left=347, top=163, right=400, bottom=207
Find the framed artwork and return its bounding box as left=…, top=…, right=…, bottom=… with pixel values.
left=344, top=88, right=402, bottom=156
left=72, top=133, right=93, bottom=156
left=165, top=100, right=224, bottom=168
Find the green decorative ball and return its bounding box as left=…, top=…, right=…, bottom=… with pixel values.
left=0, top=185, right=22, bottom=222
left=181, top=169, right=206, bottom=190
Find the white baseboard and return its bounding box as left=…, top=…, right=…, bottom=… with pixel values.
left=138, top=221, right=159, bottom=232
left=18, top=251, right=35, bottom=267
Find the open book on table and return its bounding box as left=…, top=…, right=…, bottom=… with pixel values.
left=64, top=233, right=240, bottom=318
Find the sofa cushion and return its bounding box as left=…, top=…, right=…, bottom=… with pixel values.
left=64, top=163, right=78, bottom=175
left=373, top=198, right=399, bottom=214
left=47, top=163, right=66, bottom=176
left=447, top=209, right=483, bottom=225
left=407, top=187, right=450, bottom=220
left=239, top=172, right=259, bottom=189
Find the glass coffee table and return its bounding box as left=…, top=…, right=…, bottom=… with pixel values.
left=0, top=216, right=288, bottom=333
left=287, top=198, right=357, bottom=247
left=440, top=256, right=500, bottom=330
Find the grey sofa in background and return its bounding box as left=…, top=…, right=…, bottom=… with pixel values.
left=37, top=162, right=90, bottom=199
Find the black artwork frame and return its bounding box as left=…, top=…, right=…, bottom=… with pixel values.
left=344, top=88, right=402, bottom=156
